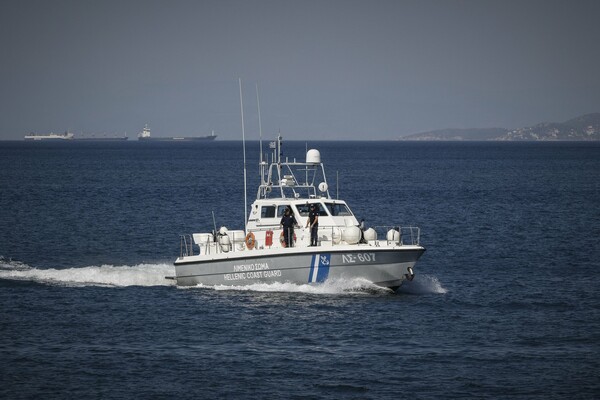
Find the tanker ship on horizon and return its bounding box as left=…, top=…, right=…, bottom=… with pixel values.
left=137, top=125, right=217, bottom=141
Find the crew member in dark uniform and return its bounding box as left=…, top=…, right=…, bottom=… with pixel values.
left=306, top=203, right=319, bottom=246
left=280, top=207, right=298, bottom=247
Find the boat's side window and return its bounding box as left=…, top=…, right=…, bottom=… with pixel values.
left=326, top=203, right=353, bottom=216
left=261, top=206, right=276, bottom=218
left=277, top=205, right=289, bottom=218
left=296, top=204, right=310, bottom=217
left=297, top=203, right=328, bottom=217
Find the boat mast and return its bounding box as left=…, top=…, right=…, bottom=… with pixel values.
left=239, top=78, right=248, bottom=226
left=277, top=133, right=283, bottom=197
left=256, top=83, right=265, bottom=186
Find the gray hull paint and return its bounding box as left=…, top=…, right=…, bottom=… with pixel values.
left=174, top=246, right=425, bottom=289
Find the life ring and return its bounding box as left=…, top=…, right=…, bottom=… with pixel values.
left=279, top=231, right=297, bottom=248
left=245, top=232, right=256, bottom=250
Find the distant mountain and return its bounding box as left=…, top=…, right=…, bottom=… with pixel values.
left=399, top=128, right=508, bottom=141
left=399, top=113, right=600, bottom=141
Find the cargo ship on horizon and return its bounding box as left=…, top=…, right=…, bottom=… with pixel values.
left=137, top=125, right=217, bottom=141
left=24, top=131, right=74, bottom=140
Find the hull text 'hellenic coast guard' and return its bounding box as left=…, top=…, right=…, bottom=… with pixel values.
left=172, top=135, right=425, bottom=290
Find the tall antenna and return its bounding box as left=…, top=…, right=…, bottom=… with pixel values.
left=239, top=78, right=248, bottom=227
left=256, top=83, right=264, bottom=184
left=305, top=142, right=308, bottom=185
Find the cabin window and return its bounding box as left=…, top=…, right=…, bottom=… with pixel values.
left=297, top=203, right=328, bottom=217
left=297, top=204, right=309, bottom=216
left=277, top=205, right=289, bottom=217
left=261, top=206, right=276, bottom=218
left=326, top=203, right=352, bottom=216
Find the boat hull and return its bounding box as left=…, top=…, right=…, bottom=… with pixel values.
left=74, top=137, right=128, bottom=141
left=174, top=246, right=425, bottom=289
left=24, top=135, right=73, bottom=140
left=138, top=136, right=216, bottom=141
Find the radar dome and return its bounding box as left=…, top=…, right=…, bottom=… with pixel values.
left=306, top=149, right=321, bottom=164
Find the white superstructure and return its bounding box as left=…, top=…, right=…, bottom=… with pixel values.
left=137, top=124, right=152, bottom=139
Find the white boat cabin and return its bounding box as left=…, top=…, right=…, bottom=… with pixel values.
left=245, top=198, right=359, bottom=249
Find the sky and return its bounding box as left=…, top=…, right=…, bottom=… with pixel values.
left=1, top=0, right=599, bottom=140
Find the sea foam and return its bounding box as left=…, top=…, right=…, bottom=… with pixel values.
left=195, top=277, right=408, bottom=295
left=398, top=274, right=448, bottom=294
left=0, top=259, right=175, bottom=287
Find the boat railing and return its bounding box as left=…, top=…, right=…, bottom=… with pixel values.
left=317, top=225, right=420, bottom=246
left=180, top=234, right=195, bottom=257
left=182, top=231, right=247, bottom=257
left=179, top=225, right=421, bottom=258
left=371, top=226, right=421, bottom=246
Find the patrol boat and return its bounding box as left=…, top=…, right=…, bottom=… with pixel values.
left=172, top=136, right=425, bottom=290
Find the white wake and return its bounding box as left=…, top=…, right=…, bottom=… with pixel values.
left=192, top=276, right=441, bottom=295
left=0, top=259, right=175, bottom=287
left=202, top=277, right=392, bottom=295
left=0, top=258, right=446, bottom=294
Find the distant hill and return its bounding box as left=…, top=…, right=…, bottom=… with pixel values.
left=399, top=128, right=508, bottom=141
left=399, top=113, right=600, bottom=141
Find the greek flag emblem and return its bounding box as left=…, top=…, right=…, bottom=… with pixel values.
left=308, top=253, right=331, bottom=283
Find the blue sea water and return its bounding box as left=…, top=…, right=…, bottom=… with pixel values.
left=0, top=140, right=599, bottom=399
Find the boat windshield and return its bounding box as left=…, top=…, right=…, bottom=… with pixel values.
left=260, top=205, right=291, bottom=218
left=277, top=205, right=289, bottom=217
left=325, top=202, right=353, bottom=216
left=296, top=203, right=328, bottom=217
left=261, top=206, right=276, bottom=218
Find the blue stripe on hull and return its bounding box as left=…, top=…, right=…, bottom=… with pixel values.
left=308, top=253, right=331, bottom=283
